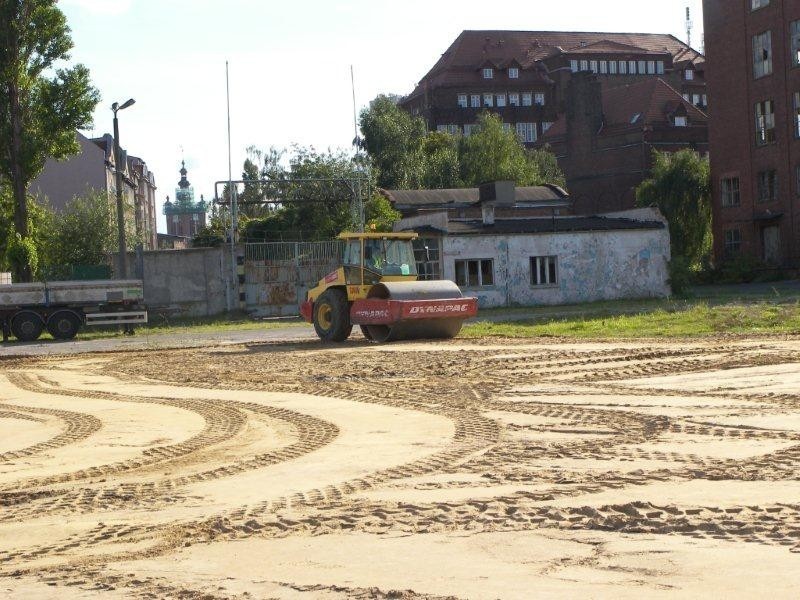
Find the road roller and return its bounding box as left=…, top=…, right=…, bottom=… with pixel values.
left=300, top=232, right=478, bottom=343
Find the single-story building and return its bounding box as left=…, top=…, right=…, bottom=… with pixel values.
left=394, top=183, right=671, bottom=307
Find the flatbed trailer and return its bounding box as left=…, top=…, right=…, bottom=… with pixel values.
left=0, top=279, right=148, bottom=342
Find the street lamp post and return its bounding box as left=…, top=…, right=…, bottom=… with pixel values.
left=112, top=98, right=135, bottom=279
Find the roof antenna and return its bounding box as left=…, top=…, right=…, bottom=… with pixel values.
left=685, top=6, right=693, bottom=49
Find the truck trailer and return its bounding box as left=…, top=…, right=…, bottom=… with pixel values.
left=0, top=279, right=148, bottom=342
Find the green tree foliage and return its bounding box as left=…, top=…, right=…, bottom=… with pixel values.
left=459, top=113, right=543, bottom=187
left=232, top=146, right=398, bottom=243
left=359, top=99, right=564, bottom=191
left=0, top=0, right=100, bottom=280
left=359, top=95, right=426, bottom=189
left=636, top=150, right=712, bottom=294
left=43, top=190, right=117, bottom=266
left=0, top=181, right=52, bottom=278
left=636, top=149, right=711, bottom=265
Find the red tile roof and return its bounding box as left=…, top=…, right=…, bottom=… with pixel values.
left=408, top=30, right=703, bottom=98
left=541, top=77, right=707, bottom=140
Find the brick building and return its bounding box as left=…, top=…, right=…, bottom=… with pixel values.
left=400, top=30, right=706, bottom=213
left=704, top=0, right=800, bottom=268
left=542, top=74, right=709, bottom=214
left=163, top=161, right=208, bottom=239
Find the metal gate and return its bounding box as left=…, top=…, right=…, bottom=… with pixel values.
left=244, top=241, right=344, bottom=316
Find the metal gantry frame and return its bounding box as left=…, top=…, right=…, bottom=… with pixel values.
left=213, top=174, right=370, bottom=311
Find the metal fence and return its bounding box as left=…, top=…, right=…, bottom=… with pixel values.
left=40, top=264, right=112, bottom=282
left=243, top=241, right=344, bottom=315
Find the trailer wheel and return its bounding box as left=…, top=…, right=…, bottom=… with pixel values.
left=11, top=311, right=44, bottom=342
left=313, top=289, right=352, bottom=342
left=47, top=311, right=82, bottom=340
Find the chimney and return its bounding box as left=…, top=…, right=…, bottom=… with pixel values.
left=565, top=72, right=603, bottom=155
left=482, top=202, right=495, bottom=226
left=479, top=181, right=515, bottom=225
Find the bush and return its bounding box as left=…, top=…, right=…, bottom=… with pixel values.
left=667, top=256, right=695, bottom=297
left=715, top=254, right=765, bottom=284
left=6, top=233, right=39, bottom=278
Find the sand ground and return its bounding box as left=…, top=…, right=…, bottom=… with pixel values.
left=1, top=335, right=799, bottom=598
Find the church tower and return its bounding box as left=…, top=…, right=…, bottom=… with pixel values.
left=163, top=161, right=208, bottom=238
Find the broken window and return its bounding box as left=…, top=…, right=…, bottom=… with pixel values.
left=455, top=259, right=494, bottom=287
left=530, top=256, right=558, bottom=286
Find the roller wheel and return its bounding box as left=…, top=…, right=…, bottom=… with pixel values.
left=11, top=311, right=44, bottom=342
left=47, top=311, right=82, bottom=340
left=359, top=325, right=373, bottom=341
left=313, top=289, right=352, bottom=342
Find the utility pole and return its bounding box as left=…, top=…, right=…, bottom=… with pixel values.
left=112, top=98, right=136, bottom=279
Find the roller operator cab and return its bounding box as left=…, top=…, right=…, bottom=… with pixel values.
left=300, top=232, right=478, bottom=343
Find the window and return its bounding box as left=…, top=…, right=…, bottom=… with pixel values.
left=609, top=60, right=618, bottom=74
left=516, top=122, right=537, bottom=143
left=638, top=60, right=647, bottom=74
left=522, top=93, right=533, bottom=106
left=590, top=60, right=598, bottom=73
left=683, top=93, right=690, bottom=102
left=692, top=93, right=701, bottom=106
left=542, top=121, right=554, bottom=133
left=570, top=60, right=579, bottom=73
left=757, top=170, right=778, bottom=202
left=457, top=94, right=468, bottom=108
left=751, top=0, right=769, bottom=9
left=656, top=61, right=665, bottom=74
left=753, top=31, right=773, bottom=78
left=455, top=259, right=494, bottom=287
left=721, top=177, right=740, bottom=207
left=792, top=21, right=800, bottom=67
left=628, top=60, right=637, bottom=74
left=483, top=93, right=494, bottom=108
left=413, top=238, right=441, bottom=281
left=470, top=94, right=481, bottom=108
left=647, top=61, right=656, bottom=74
left=509, top=67, right=519, bottom=79
left=725, top=229, right=742, bottom=256
left=463, top=124, right=477, bottom=137
left=619, top=60, right=627, bottom=74
left=599, top=61, right=608, bottom=74
left=496, top=94, right=506, bottom=108
left=509, top=93, right=519, bottom=106
left=685, top=68, right=695, bottom=80
left=580, top=60, right=589, bottom=71
left=534, top=93, right=545, bottom=106
left=530, top=256, right=558, bottom=286
left=702, top=94, right=708, bottom=107
left=755, top=100, right=776, bottom=145
left=674, top=115, right=688, bottom=127
left=483, top=68, right=494, bottom=79
left=437, top=124, right=460, bottom=135
left=502, top=123, right=512, bottom=132
left=794, top=92, right=800, bottom=137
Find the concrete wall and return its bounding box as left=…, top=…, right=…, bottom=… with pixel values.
left=123, top=247, right=235, bottom=317
left=442, top=227, right=671, bottom=308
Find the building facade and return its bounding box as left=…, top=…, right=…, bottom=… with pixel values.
left=704, top=0, right=800, bottom=268
left=163, top=162, right=208, bottom=239
left=395, top=202, right=671, bottom=308
left=400, top=30, right=706, bottom=213
left=29, top=131, right=158, bottom=250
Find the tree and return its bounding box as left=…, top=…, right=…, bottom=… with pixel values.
left=42, top=190, right=117, bottom=267
left=359, top=95, right=426, bottom=189
left=421, top=131, right=462, bottom=189
left=0, top=180, right=52, bottom=278
left=0, top=1, right=100, bottom=280
left=635, top=149, right=712, bottom=267
left=459, top=112, right=545, bottom=187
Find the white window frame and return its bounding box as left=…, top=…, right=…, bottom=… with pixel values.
left=628, top=60, right=637, bottom=74
left=470, top=94, right=481, bottom=108
left=570, top=60, right=578, bottom=73
left=674, top=115, right=688, bottom=127
left=753, top=31, right=773, bottom=79
left=483, top=68, right=494, bottom=79
left=534, top=93, right=545, bottom=106
left=508, top=67, right=519, bottom=79
left=509, top=93, right=520, bottom=107
left=522, top=93, right=533, bottom=107
left=516, top=122, right=537, bottom=143
left=463, top=124, right=477, bottom=137
left=580, top=60, right=589, bottom=72
left=530, top=256, right=558, bottom=287
left=590, top=60, right=598, bottom=73
left=496, top=94, right=506, bottom=108
left=599, top=60, right=608, bottom=74
left=755, top=99, right=776, bottom=144
left=483, top=93, right=494, bottom=108
left=657, top=61, right=665, bottom=74
left=609, top=60, right=618, bottom=74
left=721, top=177, right=741, bottom=207
left=455, top=259, right=494, bottom=287
left=638, top=60, right=647, bottom=74
left=751, top=0, right=769, bottom=9
left=685, top=68, right=695, bottom=80
left=457, top=94, right=468, bottom=108
left=619, top=60, right=627, bottom=75
left=647, top=60, right=656, bottom=74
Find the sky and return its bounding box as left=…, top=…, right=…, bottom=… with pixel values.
left=58, top=0, right=705, bottom=233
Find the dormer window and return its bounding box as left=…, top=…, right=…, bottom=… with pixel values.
left=508, top=67, right=519, bottom=79
left=685, top=68, right=695, bottom=80
left=483, top=68, right=494, bottom=79
left=674, top=116, right=688, bottom=127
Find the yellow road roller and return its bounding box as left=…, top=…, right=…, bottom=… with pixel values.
left=300, top=232, right=478, bottom=342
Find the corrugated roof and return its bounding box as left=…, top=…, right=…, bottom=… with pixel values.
left=401, top=216, right=665, bottom=235
left=382, top=185, right=569, bottom=208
